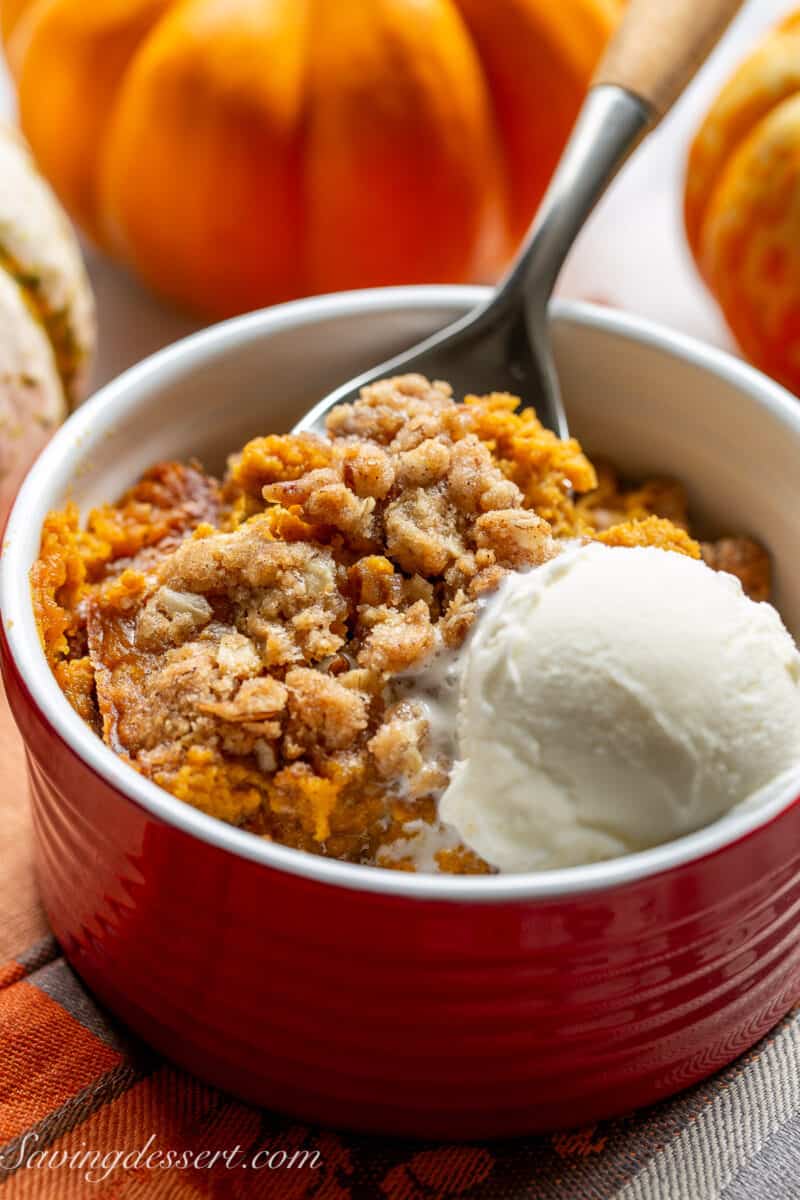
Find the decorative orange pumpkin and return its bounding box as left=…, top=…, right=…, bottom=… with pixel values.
left=4, top=0, right=621, bottom=319
left=686, top=12, right=800, bottom=394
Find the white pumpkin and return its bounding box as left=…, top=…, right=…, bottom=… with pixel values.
left=0, top=122, right=95, bottom=519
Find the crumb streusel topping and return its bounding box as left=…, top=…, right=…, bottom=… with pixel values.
left=31, top=376, right=770, bottom=873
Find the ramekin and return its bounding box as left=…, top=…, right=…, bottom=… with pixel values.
left=3, top=287, right=800, bottom=1137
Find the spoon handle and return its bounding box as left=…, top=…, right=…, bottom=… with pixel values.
left=595, top=0, right=745, bottom=119
left=493, top=0, right=745, bottom=312
left=479, top=0, right=744, bottom=437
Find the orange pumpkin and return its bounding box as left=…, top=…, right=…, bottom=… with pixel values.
left=686, top=12, right=800, bottom=394
left=4, top=0, right=620, bottom=318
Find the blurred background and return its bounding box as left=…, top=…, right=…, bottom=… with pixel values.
left=0, top=0, right=793, bottom=394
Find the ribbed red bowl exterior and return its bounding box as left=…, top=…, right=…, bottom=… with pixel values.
left=5, top=632, right=800, bottom=1138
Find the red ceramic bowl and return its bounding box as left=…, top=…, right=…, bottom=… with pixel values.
left=3, top=288, right=800, bottom=1139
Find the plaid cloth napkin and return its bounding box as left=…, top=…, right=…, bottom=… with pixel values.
left=2, top=687, right=800, bottom=1200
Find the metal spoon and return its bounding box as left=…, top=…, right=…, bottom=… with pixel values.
left=295, top=0, right=742, bottom=441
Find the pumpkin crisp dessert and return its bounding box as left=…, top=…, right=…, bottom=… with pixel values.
left=32, top=375, right=771, bottom=874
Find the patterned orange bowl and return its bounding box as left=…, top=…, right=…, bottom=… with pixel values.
left=3, top=288, right=800, bottom=1138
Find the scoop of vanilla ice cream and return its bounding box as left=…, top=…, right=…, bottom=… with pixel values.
left=439, top=542, right=800, bottom=872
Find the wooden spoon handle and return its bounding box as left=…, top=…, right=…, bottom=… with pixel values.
left=594, top=0, right=744, bottom=119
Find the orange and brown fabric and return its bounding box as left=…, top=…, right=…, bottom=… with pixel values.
left=1, top=691, right=799, bottom=1200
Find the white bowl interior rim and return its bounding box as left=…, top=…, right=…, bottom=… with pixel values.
left=3, top=285, right=800, bottom=903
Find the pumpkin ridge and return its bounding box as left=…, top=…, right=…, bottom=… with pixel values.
left=11, top=0, right=176, bottom=240
left=1, top=0, right=43, bottom=50
left=699, top=91, right=800, bottom=389
left=685, top=22, right=800, bottom=264
left=292, top=0, right=316, bottom=298
left=98, top=0, right=312, bottom=315
left=451, top=0, right=619, bottom=244
left=302, top=0, right=500, bottom=294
